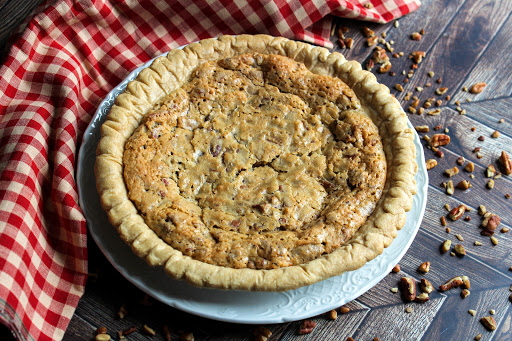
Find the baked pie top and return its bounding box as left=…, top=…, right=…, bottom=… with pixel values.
left=96, top=35, right=416, bottom=290
left=123, top=53, right=386, bottom=270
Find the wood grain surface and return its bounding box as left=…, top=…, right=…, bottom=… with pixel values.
left=1, top=0, right=511, bottom=340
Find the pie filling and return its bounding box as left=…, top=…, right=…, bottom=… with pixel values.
left=123, top=53, right=386, bottom=270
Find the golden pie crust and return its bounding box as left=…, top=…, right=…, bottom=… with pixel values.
left=95, top=35, right=417, bottom=291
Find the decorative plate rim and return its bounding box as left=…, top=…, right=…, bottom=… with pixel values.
left=77, top=50, right=428, bottom=324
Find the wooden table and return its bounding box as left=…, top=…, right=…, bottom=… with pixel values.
left=2, top=0, right=512, bottom=340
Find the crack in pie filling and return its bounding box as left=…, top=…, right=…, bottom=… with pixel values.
left=123, top=53, right=386, bottom=270
left=96, top=35, right=416, bottom=290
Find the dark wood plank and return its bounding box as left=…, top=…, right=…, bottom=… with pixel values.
left=420, top=188, right=512, bottom=276
left=278, top=302, right=369, bottom=341
left=422, top=146, right=512, bottom=226
left=451, top=12, right=512, bottom=103
left=330, top=0, right=466, bottom=74
left=0, top=0, right=44, bottom=62
left=356, top=272, right=409, bottom=308
left=353, top=296, right=445, bottom=341
left=458, top=97, right=512, bottom=138
left=492, top=306, right=512, bottom=341
left=399, top=229, right=511, bottom=291
left=64, top=314, right=96, bottom=340
left=389, top=0, right=512, bottom=105
left=424, top=287, right=512, bottom=341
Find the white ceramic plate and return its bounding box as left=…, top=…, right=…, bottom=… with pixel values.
left=77, top=53, right=428, bottom=325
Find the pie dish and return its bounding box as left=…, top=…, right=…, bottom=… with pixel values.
left=95, top=34, right=417, bottom=291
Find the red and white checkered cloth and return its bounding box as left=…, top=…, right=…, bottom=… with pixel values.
left=0, top=0, right=420, bottom=339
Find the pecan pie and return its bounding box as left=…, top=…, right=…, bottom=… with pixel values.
left=95, top=35, right=417, bottom=291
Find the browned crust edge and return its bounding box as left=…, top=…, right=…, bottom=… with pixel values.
left=95, top=34, right=417, bottom=291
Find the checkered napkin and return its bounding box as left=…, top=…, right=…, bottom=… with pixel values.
left=0, top=0, right=420, bottom=339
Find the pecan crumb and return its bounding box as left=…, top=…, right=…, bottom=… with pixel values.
left=470, top=82, right=487, bottom=94
left=454, top=244, right=466, bottom=256
left=499, top=151, right=512, bottom=175
left=418, top=261, right=430, bottom=274
left=411, top=32, right=422, bottom=40
left=440, top=240, right=451, bottom=253
left=480, top=316, right=497, bottom=331
left=299, top=320, right=317, bottom=334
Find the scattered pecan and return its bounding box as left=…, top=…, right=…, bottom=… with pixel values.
left=441, top=240, right=452, bottom=254
left=401, top=277, right=416, bottom=302
left=486, top=165, right=496, bottom=178
left=338, top=26, right=349, bottom=36
left=456, top=156, right=465, bottom=165
left=344, top=38, right=354, bottom=49
left=95, top=334, right=111, bottom=341
left=499, top=151, right=512, bottom=175
left=430, top=134, right=450, bottom=147
left=415, top=292, right=429, bottom=303
left=491, top=236, right=499, bottom=245
left=411, top=32, right=422, bottom=40
left=487, top=179, right=494, bottom=189
left=418, top=261, right=430, bottom=273
left=379, top=61, right=392, bottom=73
left=480, top=316, right=497, bottom=331
left=142, top=325, right=156, bottom=336
left=462, top=276, right=471, bottom=289
left=340, top=306, right=350, bottom=314
left=440, top=216, right=447, bottom=226
left=439, top=276, right=463, bottom=291
left=122, top=327, right=136, bottom=336
left=420, top=279, right=434, bottom=293
left=435, top=150, right=445, bottom=158
left=117, top=305, right=128, bottom=319
left=367, top=36, right=378, bottom=46
left=253, top=326, right=272, bottom=340
left=366, top=59, right=375, bottom=71
left=411, top=51, right=425, bottom=64
left=444, top=167, right=459, bottom=177
left=456, top=180, right=471, bottom=190
left=436, top=87, right=448, bottom=95
left=446, top=180, right=454, bottom=195
left=464, top=162, right=475, bottom=172
left=362, top=26, right=374, bottom=37
left=299, top=320, right=317, bottom=334
left=454, top=244, right=466, bottom=256
left=426, top=159, right=437, bottom=170
left=449, top=205, right=466, bottom=221
left=392, top=264, right=401, bottom=273
left=328, top=310, right=337, bottom=320
left=96, top=327, right=107, bottom=335
left=372, top=48, right=389, bottom=64
left=492, top=131, right=500, bottom=138
left=415, top=125, right=429, bottom=132
left=461, top=289, right=470, bottom=299
left=427, top=109, right=441, bottom=116
left=478, top=135, right=485, bottom=141
left=470, top=82, right=487, bottom=94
